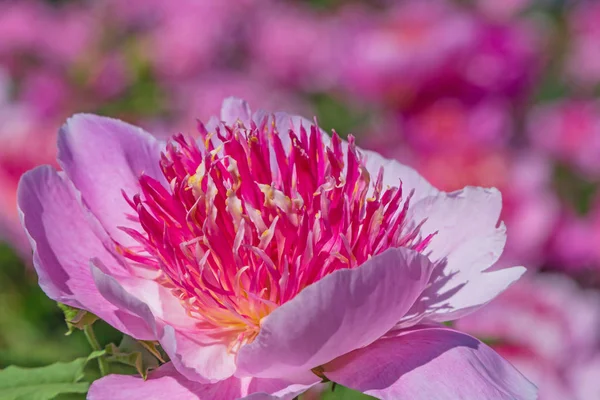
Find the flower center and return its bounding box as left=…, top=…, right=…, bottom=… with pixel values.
left=118, top=118, right=434, bottom=349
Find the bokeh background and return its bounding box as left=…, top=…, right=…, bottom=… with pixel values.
left=1, top=0, right=600, bottom=398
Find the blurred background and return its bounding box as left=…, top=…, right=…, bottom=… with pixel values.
left=1, top=0, right=600, bottom=398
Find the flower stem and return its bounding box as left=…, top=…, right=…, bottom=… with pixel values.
left=84, top=324, right=109, bottom=376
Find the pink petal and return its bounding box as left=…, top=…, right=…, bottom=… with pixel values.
left=221, top=97, right=253, bottom=126
left=57, top=114, right=164, bottom=245
left=324, top=327, right=537, bottom=400
left=236, top=248, right=434, bottom=379
left=91, top=261, right=236, bottom=383
left=361, top=147, right=439, bottom=203
left=88, top=363, right=241, bottom=400
left=17, top=166, right=153, bottom=339
left=88, top=363, right=314, bottom=400
left=406, top=186, right=525, bottom=321
left=160, top=325, right=237, bottom=383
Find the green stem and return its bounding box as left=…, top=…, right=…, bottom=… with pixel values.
left=84, top=324, right=109, bottom=376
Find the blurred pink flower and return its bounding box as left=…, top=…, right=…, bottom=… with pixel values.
left=0, top=86, right=58, bottom=252
left=400, top=97, right=512, bottom=154
left=171, top=73, right=310, bottom=133
left=500, top=153, right=559, bottom=268
left=457, top=274, right=600, bottom=400
left=89, top=53, right=130, bottom=100
left=249, top=4, right=339, bottom=91
left=460, top=19, right=543, bottom=99
left=565, top=2, right=600, bottom=87
left=19, top=98, right=533, bottom=399
left=363, top=98, right=558, bottom=269
left=475, top=0, right=533, bottom=20
left=402, top=151, right=557, bottom=268
left=0, top=2, right=96, bottom=69
left=339, top=1, right=542, bottom=105
left=548, top=198, right=600, bottom=272
left=18, top=70, right=72, bottom=119
left=528, top=99, right=600, bottom=177
left=340, top=1, right=476, bottom=103
left=143, top=1, right=240, bottom=80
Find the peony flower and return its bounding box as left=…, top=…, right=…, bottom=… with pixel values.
left=0, top=76, right=59, bottom=254
left=528, top=99, right=600, bottom=178
left=457, top=274, right=600, bottom=400
left=18, top=98, right=534, bottom=399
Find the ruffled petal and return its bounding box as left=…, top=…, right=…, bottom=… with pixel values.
left=91, top=261, right=236, bottom=383
left=406, top=186, right=525, bottom=321
left=324, top=327, right=537, bottom=400
left=236, top=248, right=434, bottom=379
left=88, top=363, right=315, bottom=400
left=17, top=166, right=153, bottom=339
left=57, top=114, right=164, bottom=245
left=88, top=363, right=242, bottom=400
left=221, top=97, right=253, bottom=126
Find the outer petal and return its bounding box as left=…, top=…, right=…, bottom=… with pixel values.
left=88, top=363, right=242, bottom=400
left=236, top=248, right=434, bottom=379
left=91, top=261, right=236, bottom=383
left=88, top=363, right=314, bottom=400
left=406, top=186, right=525, bottom=321
left=324, top=327, right=537, bottom=400
left=57, top=114, right=164, bottom=245
left=160, top=326, right=237, bottom=383
left=17, top=166, right=153, bottom=339
left=361, top=147, right=439, bottom=203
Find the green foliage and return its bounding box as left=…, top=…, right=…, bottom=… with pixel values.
left=0, top=358, right=92, bottom=400
left=553, top=163, right=599, bottom=215
left=309, top=93, right=372, bottom=138
left=105, top=336, right=163, bottom=379
left=0, top=244, right=90, bottom=368
left=56, top=304, right=98, bottom=336
left=319, top=383, right=377, bottom=400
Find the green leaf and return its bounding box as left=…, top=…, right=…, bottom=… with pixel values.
left=56, top=304, right=98, bottom=335
left=320, top=383, right=377, bottom=400
left=105, top=336, right=161, bottom=379
left=0, top=359, right=90, bottom=400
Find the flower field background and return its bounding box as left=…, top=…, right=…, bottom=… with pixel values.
left=1, top=0, right=600, bottom=399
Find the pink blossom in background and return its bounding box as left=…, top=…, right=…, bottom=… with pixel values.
left=547, top=198, right=600, bottom=273
left=249, top=4, right=339, bottom=91
left=457, top=274, right=600, bottom=400
left=0, top=88, right=58, bottom=253
left=88, top=53, right=130, bottom=100
left=459, top=18, right=543, bottom=100
left=499, top=153, right=559, bottom=268
left=475, top=0, right=533, bottom=20
left=144, top=1, right=234, bottom=81
left=18, top=70, right=72, bottom=119
left=399, top=97, right=512, bottom=154
left=362, top=98, right=559, bottom=269
left=339, top=0, right=543, bottom=107
left=397, top=151, right=557, bottom=269
left=565, top=2, right=600, bottom=88
left=528, top=99, right=600, bottom=178
left=339, top=0, right=476, bottom=104
left=0, top=2, right=96, bottom=71
left=18, top=98, right=534, bottom=399
left=171, top=73, right=310, bottom=134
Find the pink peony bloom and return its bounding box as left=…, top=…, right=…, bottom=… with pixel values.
left=528, top=99, right=600, bottom=178
left=0, top=75, right=58, bottom=253
left=457, top=274, right=600, bottom=400
left=249, top=3, right=339, bottom=91
left=339, top=1, right=476, bottom=103
left=547, top=199, right=600, bottom=272
left=19, top=98, right=534, bottom=399
left=565, top=2, right=600, bottom=88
